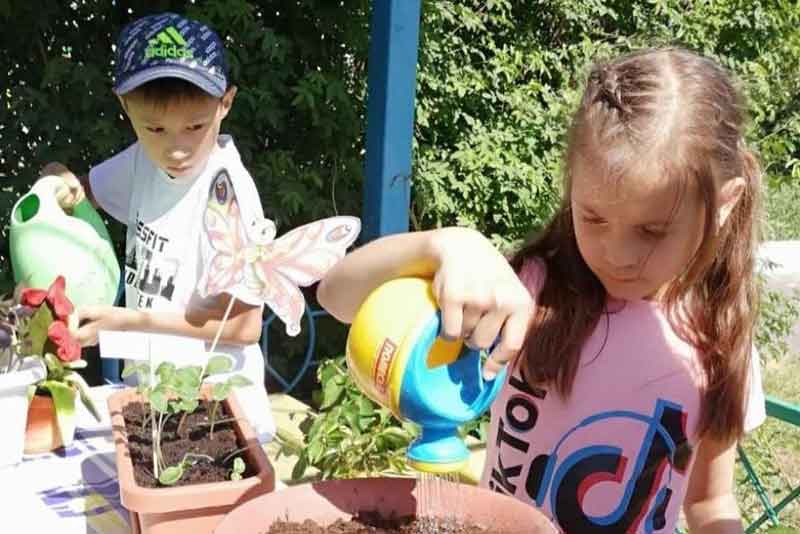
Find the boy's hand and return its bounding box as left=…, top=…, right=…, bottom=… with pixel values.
left=39, top=162, right=85, bottom=209
left=75, top=306, right=141, bottom=347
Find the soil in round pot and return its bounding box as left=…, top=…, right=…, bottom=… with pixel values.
left=215, top=478, right=556, bottom=534
left=123, top=400, right=255, bottom=487
left=266, top=513, right=502, bottom=533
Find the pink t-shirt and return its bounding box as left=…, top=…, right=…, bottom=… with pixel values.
left=479, top=260, right=765, bottom=533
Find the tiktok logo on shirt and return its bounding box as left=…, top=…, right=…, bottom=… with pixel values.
left=488, top=376, right=693, bottom=533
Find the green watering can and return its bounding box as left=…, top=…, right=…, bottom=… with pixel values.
left=9, top=175, right=120, bottom=308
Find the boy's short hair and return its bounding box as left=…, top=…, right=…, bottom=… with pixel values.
left=113, top=12, right=228, bottom=99
left=123, top=77, right=219, bottom=107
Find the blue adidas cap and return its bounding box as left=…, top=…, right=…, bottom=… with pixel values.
left=113, top=12, right=228, bottom=97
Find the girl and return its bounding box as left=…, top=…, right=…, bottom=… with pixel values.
left=318, top=48, right=765, bottom=533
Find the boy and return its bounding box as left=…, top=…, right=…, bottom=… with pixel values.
left=42, top=12, right=275, bottom=442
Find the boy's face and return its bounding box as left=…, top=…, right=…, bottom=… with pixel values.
left=120, top=87, right=236, bottom=180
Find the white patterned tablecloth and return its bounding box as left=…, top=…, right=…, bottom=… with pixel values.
left=1, top=384, right=132, bottom=534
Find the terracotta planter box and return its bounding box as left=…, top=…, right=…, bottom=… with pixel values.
left=215, top=477, right=556, bottom=533
left=108, top=387, right=275, bottom=534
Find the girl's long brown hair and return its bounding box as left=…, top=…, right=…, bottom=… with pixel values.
left=510, top=48, right=762, bottom=444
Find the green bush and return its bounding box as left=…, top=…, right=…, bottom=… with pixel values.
left=764, top=181, right=800, bottom=241
left=413, top=0, right=800, bottom=248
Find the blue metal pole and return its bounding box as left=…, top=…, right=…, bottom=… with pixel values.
left=362, top=0, right=422, bottom=241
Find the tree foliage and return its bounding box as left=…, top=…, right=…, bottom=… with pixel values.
left=413, top=0, right=800, bottom=246
left=2, top=1, right=800, bottom=275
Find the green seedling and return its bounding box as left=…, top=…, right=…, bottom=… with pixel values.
left=158, top=453, right=214, bottom=486
left=122, top=353, right=252, bottom=484
left=229, top=456, right=245, bottom=481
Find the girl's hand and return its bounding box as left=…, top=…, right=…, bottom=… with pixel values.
left=39, top=162, right=85, bottom=209
left=75, top=306, right=142, bottom=346
left=430, top=227, right=535, bottom=380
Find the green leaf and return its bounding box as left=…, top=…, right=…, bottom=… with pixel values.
left=233, top=456, right=245, bottom=472
left=318, top=361, right=338, bottom=384
left=39, top=380, right=77, bottom=446
left=26, top=305, right=53, bottom=356
left=212, top=382, right=232, bottom=401
left=357, top=396, right=375, bottom=416
left=174, top=366, right=202, bottom=390
left=380, top=426, right=413, bottom=449
left=122, top=362, right=145, bottom=379
left=230, top=456, right=245, bottom=481
left=175, top=399, right=198, bottom=413
left=319, top=378, right=344, bottom=410
left=226, top=375, right=252, bottom=388
left=155, top=362, right=177, bottom=383
left=291, top=453, right=309, bottom=481
left=43, top=353, right=66, bottom=379
left=307, top=439, right=324, bottom=464
left=64, top=359, right=87, bottom=370
left=175, top=385, right=200, bottom=401
left=343, top=405, right=361, bottom=434
left=148, top=387, right=169, bottom=413
left=158, top=465, right=184, bottom=486
left=64, top=372, right=101, bottom=422
left=205, top=354, right=233, bottom=376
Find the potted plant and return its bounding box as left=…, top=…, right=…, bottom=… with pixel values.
left=288, top=356, right=418, bottom=481
left=107, top=355, right=274, bottom=534
left=0, top=275, right=98, bottom=458
left=0, top=302, right=46, bottom=468
left=18, top=276, right=100, bottom=453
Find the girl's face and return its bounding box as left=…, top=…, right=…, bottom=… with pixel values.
left=570, top=161, right=706, bottom=301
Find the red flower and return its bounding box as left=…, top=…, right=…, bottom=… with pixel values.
left=47, top=320, right=82, bottom=362
left=20, top=275, right=74, bottom=321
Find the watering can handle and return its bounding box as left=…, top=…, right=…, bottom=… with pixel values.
left=31, top=175, right=66, bottom=213
left=432, top=311, right=508, bottom=392
left=434, top=312, right=506, bottom=378
left=33, top=175, right=113, bottom=242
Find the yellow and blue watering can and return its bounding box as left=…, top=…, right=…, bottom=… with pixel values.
left=346, top=277, right=506, bottom=473
left=9, top=176, right=120, bottom=307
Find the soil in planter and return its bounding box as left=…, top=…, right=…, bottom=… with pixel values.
left=266, top=513, right=504, bottom=533
left=123, top=401, right=256, bottom=488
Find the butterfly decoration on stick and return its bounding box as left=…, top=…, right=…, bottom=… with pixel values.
left=201, top=169, right=360, bottom=336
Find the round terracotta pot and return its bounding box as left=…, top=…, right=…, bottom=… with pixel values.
left=214, top=477, right=556, bottom=534
left=24, top=394, right=66, bottom=454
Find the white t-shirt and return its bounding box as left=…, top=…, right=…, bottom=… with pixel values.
left=89, top=135, right=275, bottom=442
left=480, top=259, right=765, bottom=533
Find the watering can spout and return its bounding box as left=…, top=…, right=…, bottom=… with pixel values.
left=9, top=176, right=120, bottom=307
left=346, top=277, right=506, bottom=474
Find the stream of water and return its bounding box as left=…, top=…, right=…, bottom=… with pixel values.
left=415, top=471, right=466, bottom=533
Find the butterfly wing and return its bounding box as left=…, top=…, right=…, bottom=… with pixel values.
left=248, top=216, right=361, bottom=335
left=202, top=169, right=248, bottom=297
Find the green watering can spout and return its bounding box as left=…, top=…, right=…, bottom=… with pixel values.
left=9, top=176, right=120, bottom=307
